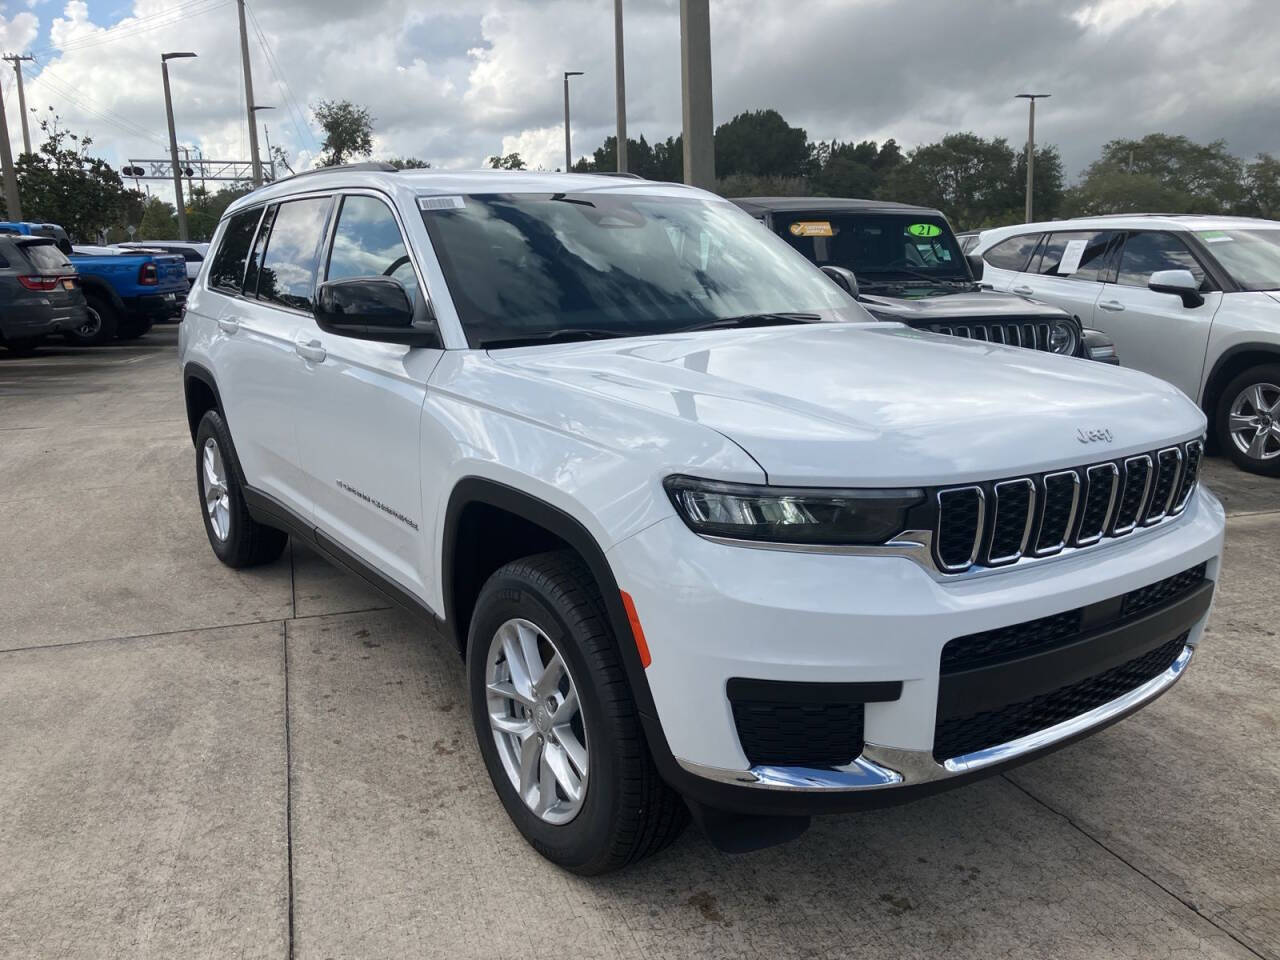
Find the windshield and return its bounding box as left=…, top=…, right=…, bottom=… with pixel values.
left=1196, top=229, right=1280, bottom=291
left=19, top=240, right=71, bottom=271
left=418, top=192, right=867, bottom=347
left=777, top=212, right=969, bottom=285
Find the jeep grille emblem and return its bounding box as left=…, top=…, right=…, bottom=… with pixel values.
left=1076, top=427, right=1114, bottom=445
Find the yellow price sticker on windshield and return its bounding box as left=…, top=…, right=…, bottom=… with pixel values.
left=789, top=221, right=834, bottom=238
left=906, top=223, right=942, bottom=238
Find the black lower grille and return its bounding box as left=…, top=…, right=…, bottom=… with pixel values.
left=730, top=700, right=865, bottom=768
left=1122, top=562, right=1207, bottom=619
left=941, top=609, right=1083, bottom=673
left=933, top=633, right=1188, bottom=761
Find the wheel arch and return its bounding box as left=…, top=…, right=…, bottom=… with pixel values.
left=1201, top=343, right=1280, bottom=429
left=183, top=362, right=225, bottom=444
left=78, top=276, right=126, bottom=314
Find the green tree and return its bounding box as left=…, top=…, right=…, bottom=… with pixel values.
left=877, top=132, right=1024, bottom=229
left=313, top=99, right=374, bottom=167
left=487, top=152, right=527, bottom=170
left=1242, top=153, right=1280, bottom=219
left=1013, top=144, right=1066, bottom=221
left=811, top=140, right=899, bottom=198
left=573, top=134, right=682, bottom=182
left=137, top=197, right=179, bottom=240
left=1075, top=134, right=1245, bottom=214
left=714, top=109, right=809, bottom=179
left=388, top=156, right=431, bottom=169
left=11, top=109, right=131, bottom=241
left=1062, top=171, right=1194, bottom=217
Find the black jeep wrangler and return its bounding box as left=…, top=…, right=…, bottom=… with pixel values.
left=733, top=197, right=1117, bottom=364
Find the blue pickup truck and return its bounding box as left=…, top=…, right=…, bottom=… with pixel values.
left=68, top=245, right=188, bottom=344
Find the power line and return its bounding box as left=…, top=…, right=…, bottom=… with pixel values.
left=30, top=0, right=230, bottom=58
left=245, top=2, right=318, bottom=153
left=29, top=68, right=169, bottom=148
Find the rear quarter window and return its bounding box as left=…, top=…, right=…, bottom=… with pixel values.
left=19, top=241, right=71, bottom=272
left=983, top=233, right=1042, bottom=272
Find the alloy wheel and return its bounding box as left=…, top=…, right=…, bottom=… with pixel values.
left=202, top=437, right=232, bottom=540
left=77, top=306, right=102, bottom=339
left=485, top=617, right=589, bottom=825
left=1228, top=381, right=1280, bottom=462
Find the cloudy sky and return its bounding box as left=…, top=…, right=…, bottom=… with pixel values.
left=0, top=0, right=1277, bottom=204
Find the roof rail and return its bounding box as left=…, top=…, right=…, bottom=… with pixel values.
left=267, top=161, right=399, bottom=188
left=591, top=171, right=646, bottom=179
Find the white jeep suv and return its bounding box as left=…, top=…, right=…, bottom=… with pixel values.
left=179, top=166, right=1225, bottom=873
left=973, top=215, right=1280, bottom=476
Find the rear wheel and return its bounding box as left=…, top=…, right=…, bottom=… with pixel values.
left=66, top=295, right=119, bottom=346
left=1216, top=364, right=1280, bottom=477
left=467, top=550, right=687, bottom=874
left=194, top=409, right=288, bottom=567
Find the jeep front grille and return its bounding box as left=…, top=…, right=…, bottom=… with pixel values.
left=930, top=321, right=1054, bottom=350
left=932, top=439, right=1203, bottom=574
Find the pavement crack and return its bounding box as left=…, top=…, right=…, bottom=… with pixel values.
left=283, top=620, right=297, bottom=960
left=1002, top=774, right=1267, bottom=959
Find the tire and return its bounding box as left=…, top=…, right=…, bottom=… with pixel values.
left=1215, top=363, right=1280, bottom=477
left=1, top=336, right=45, bottom=356
left=116, top=314, right=154, bottom=340
left=194, top=409, right=289, bottom=567
left=467, top=550, right=687, bottom=874
left=66, top=295, right=119, bottom=346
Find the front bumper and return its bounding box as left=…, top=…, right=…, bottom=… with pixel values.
left=608, top=485, right=1224, bottom=815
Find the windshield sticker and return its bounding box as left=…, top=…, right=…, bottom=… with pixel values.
left=1199, top=231, right=1233, bottom=243
left=906, top=223, right=942, bottom=238
left=418, top=195, right=466, bottom=211
left=789, top=221, right=834, bottom=238
left=1057, top=238, right=1088, bottom=275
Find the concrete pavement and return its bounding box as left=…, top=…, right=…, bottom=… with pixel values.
left=1, top=327, right=1276, bottom=959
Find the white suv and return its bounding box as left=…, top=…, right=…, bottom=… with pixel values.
left=973, top=215, right=1280, bottom=476
left=179, top=166, right=1225, bottom=873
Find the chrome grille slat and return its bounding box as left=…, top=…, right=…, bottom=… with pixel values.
left=931, top=439, right=1202, bottom=574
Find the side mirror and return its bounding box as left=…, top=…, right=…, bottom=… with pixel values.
left=1148, top=269, right=1204, bottom=308
left=314, top=277, right=440, bottom=347
left=966, top=253, right=985, bottom=281
left=821, top=264, right=859, bottom=298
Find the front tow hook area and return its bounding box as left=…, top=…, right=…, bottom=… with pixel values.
left=685, top=799, right=811, bottom=853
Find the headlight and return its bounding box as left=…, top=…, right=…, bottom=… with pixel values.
left=1048, top=319, right=1078, bottom=355
left=664, top=476, right=924, bottom=546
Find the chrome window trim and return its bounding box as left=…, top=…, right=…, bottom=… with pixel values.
left=1143, top=446, right=1183, bottom=525
left=1032, top=470, right=1080, bottom=556
left=1112, top=454, right=1154, bottom=536
left=1076, top=462, right=1120, bottom=546
left=988, top=478, right=1036, bottom=565
left=675, top=645, right=1192, bottom=792
left=935, top=486, right=985, bottom=572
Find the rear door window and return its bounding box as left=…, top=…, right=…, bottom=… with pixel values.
left=209, top=208, right=264, bottom=293
left=1115, top=232, right=1206, bottom=287
left=1032, top=231, right=1114, bottom=281
left=255, top=197, right=332, bottom=311
left=983, top=233, right=1041, bottom=272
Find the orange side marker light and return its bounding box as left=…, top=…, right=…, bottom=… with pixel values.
left=620, top=590, right=651, bottom=669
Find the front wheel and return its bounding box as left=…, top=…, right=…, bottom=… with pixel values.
left=1216, top=364, right=1280, bottom=477
left=467, top=551, right=687, bottom=874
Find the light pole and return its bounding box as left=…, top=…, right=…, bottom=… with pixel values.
left=162, top=52, right=197, bottom=241
left=563, top=70, right=583, bottom=172
left=1016, top=93, right=1049, bottom=223
left=680, top=0, right=715, bottom=189
left=614, top=0, right=627, bottom=173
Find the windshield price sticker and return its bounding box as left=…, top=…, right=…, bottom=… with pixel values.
left=1057, top=238, right=1088, bottom=275
left=1199, top=231, right=1233, bottom=243
left=906, top=223, right=942, bottom=238
left=789, top=221, right=834, bottom=238
left=418, top=195, right=466, bottom=211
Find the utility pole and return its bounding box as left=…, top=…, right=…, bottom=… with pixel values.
left=563, top=70, right=583, bottom=172
left=3, top=55, right=34, bottom=155
left=613, top=0, right=627, bottom=173
left=236, top=0, right=263, bottom=186
left=0, top=71, right=21, bottom=220
left=679, top=0, right=715, bottom=189
left=1016, top=93, right=1049, bottom=223
left=263, top=124, right=277, bottom=181
left=162, top=52, right=197, bottom=241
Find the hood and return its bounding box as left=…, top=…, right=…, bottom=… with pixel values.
left=859, top=289, right=1069, bottom=322
left=491, top=322, right=1204, bottom=486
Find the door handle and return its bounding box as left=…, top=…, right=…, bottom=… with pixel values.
left=217, top=317, right=240, bottom=335
left=1098, top=300, right=1126, bottom=312
left=294, top=338, right=327, bottom=363
left=1012, top=285, right=1035, bottom=296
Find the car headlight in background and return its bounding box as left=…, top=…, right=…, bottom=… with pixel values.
left=1048, top=319, right=1079, bottom=355
left=664, top=476, right=924, bottom=546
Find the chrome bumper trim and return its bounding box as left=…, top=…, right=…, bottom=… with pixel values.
left=675, top=645, right=1192, bottom=793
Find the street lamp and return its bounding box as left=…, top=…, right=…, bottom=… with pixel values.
left=1016, top=93, right=1050, bottom=223
left=563, top=70, right=584, bottom=172
left=162, top=51, right=197, bottom=241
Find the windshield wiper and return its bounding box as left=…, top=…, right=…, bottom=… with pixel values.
left=479, top=328, right=630, bottom=349
left=863, top=268, right=965, bottom=285
left=674, top=312, right=822, bottom=333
